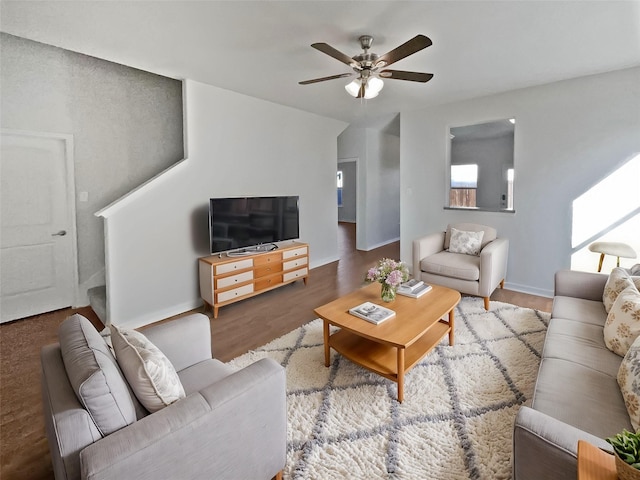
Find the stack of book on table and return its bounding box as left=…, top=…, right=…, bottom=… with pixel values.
left=397, top=279, right=432, bottom=298
left=349, top=302, right=395, bottom=325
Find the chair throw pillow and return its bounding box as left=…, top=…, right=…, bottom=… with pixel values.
left=618, top=335, right=640, bottom=431
left=603, top=267, right=640, bottom=313
left=110, top=325, right=186, bottom=413
left=59, top=314, right=137, bottom=436
left=604, top=284, right=640, bottom=357
left=448, top=227, right=485, bottom=256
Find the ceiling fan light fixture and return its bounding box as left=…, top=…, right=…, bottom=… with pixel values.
left=367, top=77, right=384, bottom=94
left=345, top=78, right=361, bottom=97
left=345, top=76, right=384, bottom=99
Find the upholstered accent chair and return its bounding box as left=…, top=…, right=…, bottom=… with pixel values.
left=412, top=223, right=509, bottom=310
left=41, top=313, right=286, bottom=480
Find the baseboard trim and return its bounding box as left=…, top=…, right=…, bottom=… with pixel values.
left=111, top=299, right=203, bottom=330
left=503, top=281, right=553, bottom=299
left=361, top=237, right=400, bottom=252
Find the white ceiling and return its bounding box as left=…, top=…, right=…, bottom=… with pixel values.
left=2, top=1, right=640, bottom=127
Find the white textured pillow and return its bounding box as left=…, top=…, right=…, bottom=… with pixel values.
left=448, top=227, right=484, bottom=256
left=603, top=267, right=640, bottom=313
left=604, top=285, right=640, bottom=357
left=618, top=335, right=640, bottom=431
left=110, top=325, right=186, bottom=413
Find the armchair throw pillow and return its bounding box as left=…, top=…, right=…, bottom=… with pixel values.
left=110, top=325, right=186, bottom=413
left=448, top=227, right=484, bottom=256
left=604, top=284, right=640, bottom=357
left=618, top=335, right=640, bottom=431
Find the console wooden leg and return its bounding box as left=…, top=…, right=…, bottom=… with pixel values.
left=273, top=471, right=283, bottom=480
left=483, top=297, right=490, bottom=311
left=500, top=279, right=505, bottom=289
left=213, top=305, right=219, bottom=319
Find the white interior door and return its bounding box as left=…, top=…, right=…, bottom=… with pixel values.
left=1, top=130, right=78, bottom=323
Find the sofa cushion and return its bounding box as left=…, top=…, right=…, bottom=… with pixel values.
left=551, top=296, right=607, bottom=327
left=59, top=314, right=137, bottom=436
left=110, top=325, right=186, bottom=413
left=420, top=251, right=480, bottom=281
left=618, top=335, right=640, bottom=431
left=603, top=267, right=640, bottom=313
left=178, top=358, right=236, bottom=395
left=532, top=357, right=632, bottom=439
left=604, top=284, right=640, bottom=357
left=448, top=227, right=484, bottom=256
left=542, top=317, right=622, bottom=377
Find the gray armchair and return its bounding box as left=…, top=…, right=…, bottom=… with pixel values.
left=41, top=313, right=286, bottom=480
left=413, top=223, right=509, bottom=310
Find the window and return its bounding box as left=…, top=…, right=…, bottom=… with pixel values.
left=450, top=164, right=478, bottom=207
left=337, top=170, right=343, bottom=207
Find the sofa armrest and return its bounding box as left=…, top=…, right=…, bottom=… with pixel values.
left=478, top=237, right=509, bottom=297
left=141, top=313, right=212, bottom=371
left=554, top=270, right=608, bottom=302
left=412, top=232, right=445, bottom=276
left=80, top=358, right=286, bottom=480
left=513, top=406, right=611, bottom=480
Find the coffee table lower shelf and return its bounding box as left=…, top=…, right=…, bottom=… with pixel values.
left=328, top=320, right=451, bottom=398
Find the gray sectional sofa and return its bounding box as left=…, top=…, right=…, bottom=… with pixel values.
left=513, top=269, right=631, bottom=479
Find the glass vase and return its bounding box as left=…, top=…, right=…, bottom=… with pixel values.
left=381, top=283, right=396, bottom=302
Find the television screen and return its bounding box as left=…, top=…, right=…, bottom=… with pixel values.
left=209, top=196, right=299, bottom=254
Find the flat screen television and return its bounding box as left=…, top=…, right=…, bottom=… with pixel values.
left=209, top=196, right=300, bottom=254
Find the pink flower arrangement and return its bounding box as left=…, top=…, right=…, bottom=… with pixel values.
left=365, top=258, right=409, bottom=288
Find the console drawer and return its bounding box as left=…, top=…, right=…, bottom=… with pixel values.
left=216, top=284, right=254, bottom=303
left=216, top=270, right=253, bottom=289
left=283, top=246, right=308, bottom=259
left=255, top=263, right=283, bottom=278
left=253, top=252, right=282, bottom=266
left=283, top=267, right=308, bottom=282
left=215, top=258, right=253, bottom=275
left=255, top=275, right=283, bottom=291
left=283, top=257, right=308, bottom=271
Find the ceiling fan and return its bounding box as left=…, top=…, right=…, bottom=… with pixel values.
left=299, top=34, right=433, bottom=99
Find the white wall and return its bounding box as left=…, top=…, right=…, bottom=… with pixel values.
left=102, top=80, right=347, bottom=328
left=338, top=126, right=400, bottom=251
left=401, top=66, right=640, bottom=297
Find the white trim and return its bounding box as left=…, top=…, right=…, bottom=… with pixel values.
left=503, top=281, right=553, bottom=299
left=362, top=237, right=401, bottom=252
left=110, top=298, right=203, bottom=330
left=310, top=255, right=340, bottom=269
left=95, top=158, right=188, bottom=218
left=0, top=128, right=80, bottom=308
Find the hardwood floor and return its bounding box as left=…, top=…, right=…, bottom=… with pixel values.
left=0, top=222, right=552, bottom=479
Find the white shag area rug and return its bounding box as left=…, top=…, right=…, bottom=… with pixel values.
left=229, top=297, right=550, bottom=480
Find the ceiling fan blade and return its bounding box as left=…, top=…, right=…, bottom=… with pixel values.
left=375, top=35, right=432, bottom=68
left=299, top=73, right=354, bottom=85
left=379, top=70, right=434, bottom=83
left=311, top=43, right=359, bottom=68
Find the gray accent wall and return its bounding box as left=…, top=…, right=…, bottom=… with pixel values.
left=0, top=33, right=184, bottom=302
left=401, top=66, right=640, bottom=297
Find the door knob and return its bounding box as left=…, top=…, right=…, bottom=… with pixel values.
left=52, top=230, right=67, bottom=237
